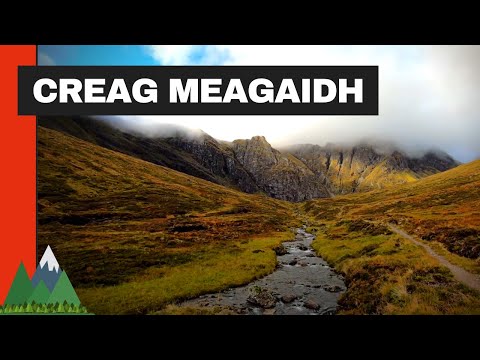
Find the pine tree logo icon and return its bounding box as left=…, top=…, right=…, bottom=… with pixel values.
left=0, top=246, right=90, bottom=314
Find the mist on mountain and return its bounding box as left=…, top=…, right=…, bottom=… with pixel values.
left=98, top=115, right=461, bottom=162
left=98, top=116, right=205, bottom=140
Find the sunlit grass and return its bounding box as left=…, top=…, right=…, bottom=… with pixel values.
left=77, top=232, right=293, bottom=314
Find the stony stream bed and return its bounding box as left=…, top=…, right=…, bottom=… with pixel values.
left=182, top=226, right=346, bottom=315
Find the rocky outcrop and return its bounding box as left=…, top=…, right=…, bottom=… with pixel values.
left=162, top=134, right=260, bottom=193
left=286, top=143, right=459, bottom=194
left=231, top=136, right=330, bottom=201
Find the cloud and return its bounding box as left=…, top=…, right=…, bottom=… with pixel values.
left=146, top=45, right=194, bottom=65
left=98, top=116, right=204, bottom=140
left=37, top=52, right=56, bottom=66
left=145, top=45, right=230, bottom=65
left=131, top=46, right=480, bottom=162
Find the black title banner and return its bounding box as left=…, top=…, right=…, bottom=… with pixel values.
left=18, top=66, right=378, bottom=116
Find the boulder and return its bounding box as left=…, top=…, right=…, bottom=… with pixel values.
left=281, top=294, right=297, bottom=303
left=304, top=299, right=320, bottom=310
left=246, top=287, right=277, bottom=309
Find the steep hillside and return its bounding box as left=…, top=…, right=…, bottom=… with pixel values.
left=301, top=160, right=480, bottom=314
left=38, top=116, right=260, bottom=193
left=287, top=143, right=458, bottom=194
left=38, top=126, right=298, bottom=314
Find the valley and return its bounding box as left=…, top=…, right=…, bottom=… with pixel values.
left=37, top=117, right=480, bottom=315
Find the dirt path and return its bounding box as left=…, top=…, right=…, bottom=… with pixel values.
left=388, top=224, right=480, bottom=292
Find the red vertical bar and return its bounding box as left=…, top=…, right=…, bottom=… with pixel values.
left=0, top=45, right=36, bottom=304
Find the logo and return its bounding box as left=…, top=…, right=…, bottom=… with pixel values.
left=0, top=246, right=90, bottom=315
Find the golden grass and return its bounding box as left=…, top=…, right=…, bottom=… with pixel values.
left=77, top=233, right=293, bottom=314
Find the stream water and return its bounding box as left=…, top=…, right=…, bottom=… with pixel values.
left=182, top=226, right=346, bottom=315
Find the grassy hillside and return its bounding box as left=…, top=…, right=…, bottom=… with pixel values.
left=38, top=127, right=299, bottom=314
left=38, top=116, right=252, bottom=190
left=355, top=160, right=420, bottom=191
left=302, top=160, right=480, bottom=314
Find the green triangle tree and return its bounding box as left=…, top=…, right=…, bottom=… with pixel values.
left=56, top=302, right=65, bottom=313
left=27, top=280, right=51, bottom=304
left=47, top=271, right=81, bottom=306
left=25, top=303, right=33, bottom=313
left=4, top=262, right=33, bottom=305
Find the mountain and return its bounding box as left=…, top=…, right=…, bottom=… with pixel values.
left=28, top=280, right=50, bottom=304
left=39, top=245, right=60, bottom=272
left=48, top=271, right=81, bottom=306
left=31, top=245, right=62, bottom=292
left=4, top=262, right=33, bottom=305
left=286, top=143, right=458, bottom=194
left=39, top=116, right=458, bottom=201
left=37, top=123, right=478, bottom=315
left=304, top=158, right=480, bottom=259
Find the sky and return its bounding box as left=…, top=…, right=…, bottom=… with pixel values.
left=38, top=45, right=480, bottom=162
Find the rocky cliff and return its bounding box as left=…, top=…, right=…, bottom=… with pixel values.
left=286, top=143, right=459, bottom=194
left=231, top=136, right=330, bottom=201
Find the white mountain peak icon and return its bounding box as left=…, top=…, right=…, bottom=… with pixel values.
left=39, top=245, right=60, bottom=273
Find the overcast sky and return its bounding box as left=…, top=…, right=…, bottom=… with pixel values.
left=39, top=45, right=480, bottom=162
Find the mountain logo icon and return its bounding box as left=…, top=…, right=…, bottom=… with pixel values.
left=31, top=246, right=61, bottom=292
left=0, top=246, right=90, bottom=314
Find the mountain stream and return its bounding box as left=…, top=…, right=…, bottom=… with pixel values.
left=181, top=226, right=346, bottom=315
